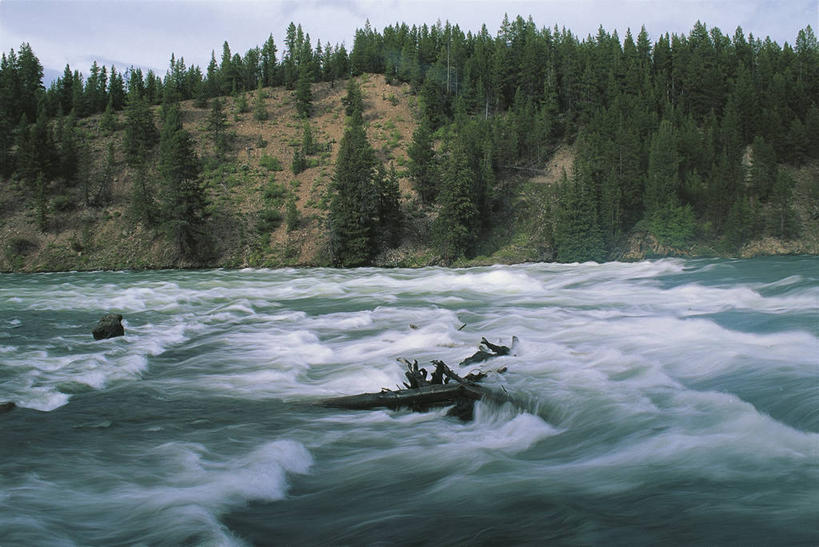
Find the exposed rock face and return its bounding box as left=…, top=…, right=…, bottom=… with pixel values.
left=92, top=314, right=124, bottom=340
left=619, top=231, right=688, bottom=261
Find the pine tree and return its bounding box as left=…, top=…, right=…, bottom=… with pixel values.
left=93, top=140, right=116, bottom=205
left=125, top=67, right=144, bottom=100
left=261, top=34, right=278, bottom=87
left=329, top=83, right=379, bottom=266
left=285, top=196, right=300, bottom=231
left=295, top=62, right=313, bottom=118
left=723, top=196, right=754, bottom=252
left=130, top=160, right=156, bottom=225
left=643, top=119, right=696, bottom=247
left=241, top=47, right=261, bottom=91
left=16, top=43, right=44, bottom=123
left=158, top=101, right=209, bottom=259
left=376, top=162, right=402, bottom=249
left=554, top=164, right=606, bottom=262
left=98, top=97, right=117, bottom=133
left=109, top=66, right=126, bottom=110
left=58, top=64, right=74, bottom=114
left=291, top=147, right=306, bottom=174
left=234, top=91, right=249, bottom=114
left=193, top=80, right=209, bottom=109
left=644, top=119, right=679, bottom=216
left=70, top=71, right=87, bottom=117
left=207, top=97, right=230, bottom=159
left=434, top=142, right=478, bottom=261
left=17, top=107, right=56, bottom=185
left=57, top=112, right=79, bottom=185
left=767, top=170, right=798, bottom=238
left=204, top=52, right=221, bottom=98
left=341, top=77, right=363, bottom=116
left=407, top=116, right=437, bottom=204
left=220, top=41, right=237, bottom=95
left=123, top=95, right=158, bottom=167
left=301, top=121, right=314, bottom=155
left=252, top=82, right=268, bottom=121
left=282, top=23, right=298, bottom=89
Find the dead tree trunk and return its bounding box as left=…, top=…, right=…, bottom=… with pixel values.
left=318, top=337, right=516, bottom=420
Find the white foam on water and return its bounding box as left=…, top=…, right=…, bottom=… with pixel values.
left=132, top=439, right=313, bottom=510
left=468, top=405, right=562, bottom=453
left=1, top=314, right=198, bottom=410
left=2, top=260, right=817, bottom=543
left=0, top=439, right=311, bottom=546
left=16, top=386, right=71, bottom=411
left=339, top=267, right=547, bottom=300
left=563, top=388, right=819, bottom=489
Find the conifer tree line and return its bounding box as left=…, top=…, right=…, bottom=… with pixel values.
left=374, top=16, right=819, bottom=260
left=0, top=22, right=347, bottom=261
left=0, top=22, right=347, bottom=180
left=1, top=16, right=818, bottom=263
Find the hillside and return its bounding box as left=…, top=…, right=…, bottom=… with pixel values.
left=1, top=76, right=428, bottom=272
left=2, top=73, right=818, bottom=273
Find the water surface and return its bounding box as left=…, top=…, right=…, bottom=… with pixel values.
left=1, top=258, right=817, bottom=544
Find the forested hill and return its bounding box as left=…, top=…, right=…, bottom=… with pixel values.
left=1, top=18, right=818, bottom=271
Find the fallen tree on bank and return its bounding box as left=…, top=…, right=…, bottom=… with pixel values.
left=320, top=337, right=517, bottom=420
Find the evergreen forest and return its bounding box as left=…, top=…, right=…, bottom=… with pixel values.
left=1, top=17, right=818, bottom=270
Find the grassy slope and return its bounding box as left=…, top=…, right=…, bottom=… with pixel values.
left=1, top=74, right=817, bottom=272
left=0, top=75, right=425, bottom=272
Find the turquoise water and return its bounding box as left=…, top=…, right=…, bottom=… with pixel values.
left=1, top=258, right=817, bottom=544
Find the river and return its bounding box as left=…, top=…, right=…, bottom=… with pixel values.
left=1, top=257, right=817, bottom=545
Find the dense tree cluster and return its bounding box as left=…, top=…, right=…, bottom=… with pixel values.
left=378, top=17, right=818, bottom=259
left=329, top=80, right=401, bottom=266
left=0, top=24, right=348, bottom=260
left=1, top=16, right=817, bottom=264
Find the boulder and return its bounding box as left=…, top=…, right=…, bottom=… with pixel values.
left=92, top=313, right=124, bottom=340
left=0, top=401, right=16, bottom=414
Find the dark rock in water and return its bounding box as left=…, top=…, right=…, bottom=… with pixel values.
left=0, top=401, right=16, bottom=414
left=92, top=313, right=124, bottom=340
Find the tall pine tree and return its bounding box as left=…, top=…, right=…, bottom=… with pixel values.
left=434, top=142, right=479, bottom=261
left=328, top=81, right=379, bottom=266
left=158, top=101, right=210, bottom=260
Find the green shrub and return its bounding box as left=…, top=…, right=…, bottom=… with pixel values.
left=649, top=204, right=696, bottom=249
left=260, top=154, right=283, bottom=171
left=263, top=181, right=289, bottom=207
left=256, top=208, right=282, bottom=233
left=292, top=149, right=307, bottom=174
left=285, top=197, right=300, bottom=231
left=234, top=92, right=249, bottom=114
left=52, top=194, right=75, bottom=212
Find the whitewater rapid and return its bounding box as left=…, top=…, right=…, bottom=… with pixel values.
left=1, top=258, right=817, bottom=544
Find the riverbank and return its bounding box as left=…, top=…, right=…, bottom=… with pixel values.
left=1, top=74, right=817, bottom=273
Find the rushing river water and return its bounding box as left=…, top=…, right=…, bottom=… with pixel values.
left=0, top=258, right=817, bottom=545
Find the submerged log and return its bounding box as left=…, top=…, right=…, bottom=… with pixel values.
left=319, top=336, right=516, bottom=420
left=320, top=383, right=485, bottom=412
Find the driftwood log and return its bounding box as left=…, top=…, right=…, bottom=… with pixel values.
left=320, top=337, right=516, bottom=420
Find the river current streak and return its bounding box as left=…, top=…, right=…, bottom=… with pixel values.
left=1, top=257, right=817, bottom=544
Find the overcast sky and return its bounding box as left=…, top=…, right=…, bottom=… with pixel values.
left=1, top=0, right=816, bottom=82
